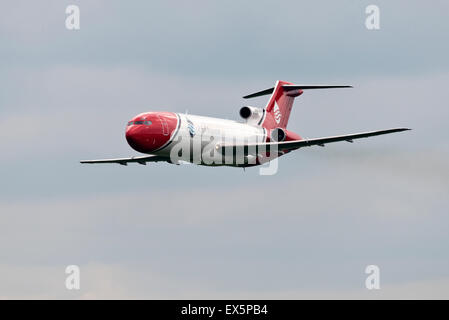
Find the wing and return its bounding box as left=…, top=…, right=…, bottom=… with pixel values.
left=80, top=155, right=169, bottom=166
left=217, top=128, right=411, bottom=154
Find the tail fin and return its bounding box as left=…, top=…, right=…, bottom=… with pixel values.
left=243, top=81, right=352, bottom=129
left=263, top=80, right=297, bottom=129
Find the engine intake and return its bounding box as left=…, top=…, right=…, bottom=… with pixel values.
left=271, top=128, right=286, bottom=142
left=239, top=106, right=264, bottom=124
left=240, top=106, right=252, bottom=119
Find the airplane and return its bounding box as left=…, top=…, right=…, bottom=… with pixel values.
left=80, top=80, right=410, bottom=167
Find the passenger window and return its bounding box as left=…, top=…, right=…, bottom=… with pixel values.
left=144, top=121, right=152, bottom=125
left=134, top=121, right=144, bottom=125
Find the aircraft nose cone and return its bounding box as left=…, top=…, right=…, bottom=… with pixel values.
left=126, top=126, right=145, bottom=152
left=125, top=126, right=134, bottom=143
left=125, top=113, right=179, bottom=153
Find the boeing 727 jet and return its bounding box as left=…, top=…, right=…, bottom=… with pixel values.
left=80, top=80, right=410, bottom=167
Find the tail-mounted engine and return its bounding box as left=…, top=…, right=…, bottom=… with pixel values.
left=239, top=106, right=264, bottom=125
left=270, top=127, right=286, bottom=142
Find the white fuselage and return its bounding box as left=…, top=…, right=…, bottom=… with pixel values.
left=154, top=113, right=267, bottom=166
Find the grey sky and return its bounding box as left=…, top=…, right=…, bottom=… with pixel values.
left=0, top=0, right=448, bottom=299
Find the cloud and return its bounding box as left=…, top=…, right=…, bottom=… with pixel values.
left=1, top=1, right=449, bottom=77
left=1, top=0, right=448, bottom=299
left=1, top=147, right=448, bottom=298
left=2, top=263, right=449, bottom=299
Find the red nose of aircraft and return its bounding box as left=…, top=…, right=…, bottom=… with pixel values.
left=125, top=112, right=178, bottom=153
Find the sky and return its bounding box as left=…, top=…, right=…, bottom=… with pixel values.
left=0, top=0, right=448, bottom=299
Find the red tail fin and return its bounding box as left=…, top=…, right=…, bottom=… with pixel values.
left=242, top=81, right=352, bottom=130
left=263, top=80, right=303, bottom=129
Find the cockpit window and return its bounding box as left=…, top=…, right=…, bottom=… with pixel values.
left=127, top=120, right=153, bottom=126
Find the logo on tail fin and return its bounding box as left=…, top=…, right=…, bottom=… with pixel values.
left=273, top=101, right=282, bottom=124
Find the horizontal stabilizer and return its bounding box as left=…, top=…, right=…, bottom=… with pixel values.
left=243, top=84, right=352, bottom=99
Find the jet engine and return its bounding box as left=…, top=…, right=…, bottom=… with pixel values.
left=270, top=127, right=286, bottom=142
left=239, top=106, right=264, bottom=125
